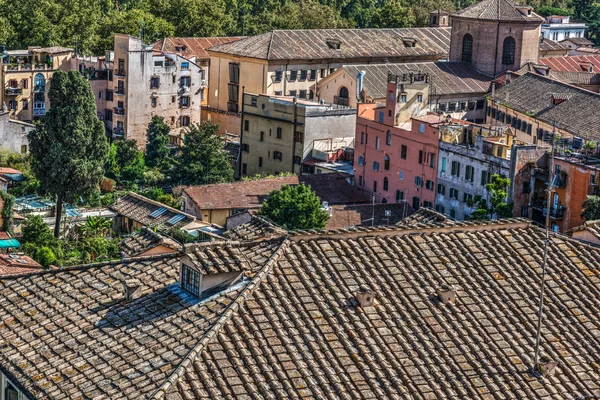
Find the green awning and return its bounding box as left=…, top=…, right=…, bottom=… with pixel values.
left=0, top=239, right=21, bottom=249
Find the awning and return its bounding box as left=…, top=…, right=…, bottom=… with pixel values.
left=0, top=239, right=21, bottom=249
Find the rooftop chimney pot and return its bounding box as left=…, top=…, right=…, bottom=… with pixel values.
left=123, top=278, right=141, bottom=301
left=437, top=285, right=456, bottom=304
left=356, top=286, right=375, bottom=308
left=539, top=359, right=558, bottom=377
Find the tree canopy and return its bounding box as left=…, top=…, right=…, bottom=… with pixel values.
left=582, top=195, right=600, bottom=221
left=174, top=122, right=234, bottom=185
left=467, top=174, right=512, bottom=220
left=145, top=116, right=171, bottom=172
left=259, top=183, right=329, bottom=230
left=28, top=70, right=109, bottom=237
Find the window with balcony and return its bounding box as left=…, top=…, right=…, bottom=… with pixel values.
left=117, top=59, right=125, bottom=76
left=34, top=73, right=45, bottom=92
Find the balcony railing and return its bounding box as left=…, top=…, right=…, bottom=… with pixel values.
left=115, top=90, right=125, bottom=96
left=114, top=69, right=126, bottom=77
left=113, top=127, right=124, bottom=137
left=5, top=87, right=22, bottom=96
left=530, top=198, right=566, bottom=219
left=333, top=96, right=350, bottom=106
left=113, top=107, right=125, bottom=115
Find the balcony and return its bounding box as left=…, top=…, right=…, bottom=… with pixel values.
left=113, top=107, right=125, bottom=116
left=5, top=87, right=22, bottom=96
left=33, top=104, right=46, bottom=116
left=114, top=69, right=126, bottom=78
left=334, top=96, right=350, bottom=106
left=530, top=198, right=566, bottom=220
left=115, top=90, right=125, bottom=96
left=113, top=127, right=124, bottom=137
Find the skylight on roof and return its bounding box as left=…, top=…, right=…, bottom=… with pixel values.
left=167, top=214, right=185, bottom=225
left=150, top=207, right=167, bottom=218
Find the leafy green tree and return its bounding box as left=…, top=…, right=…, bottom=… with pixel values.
left=28, top=70, right=109, bottom=237
left=581, top=196, right=600, bottom=221
left=467, top=174, right=512, bottom=220
left=536, top=6, right=572, bottom=16
left=35, top=246, right=57, bottom=269
left=21, top=214, right=55, bottom=247
left=106, top=139, right=144, bottom=183
left=371, top=0, right=415, bottom=28
left=259, top=183, right=329, bottom=230
left=175, top=122, right=234, bottom=185
left=145, top=116, right=171, bottom=171
left=80, top=216, right=112, bottom=238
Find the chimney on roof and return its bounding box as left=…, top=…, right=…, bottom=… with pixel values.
left=437, top=284, right=456, bottom=304
left=123, top=278, right=141, bottom=301
left=356, top=286, right=375, bottom=308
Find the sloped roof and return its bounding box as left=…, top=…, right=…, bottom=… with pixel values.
left=342, top=62, right=492, bottom=100
left=514, top=62, right=600, bottom=86
left=109, top=192, right=196, bottom=229
left=223, top=215, right=288, bottom=241
left=152, top=37, right=244, bottom=60
left=0, top=239, right=286, bottom=400
left=539, top=38, right=569, bottom=52
left=538, top=55, right=600, bottom=72
left=567, top=219, right=600, bottom=244
left=452, top=0, right=544, bottom=22
left=184, top=174, right=368, bottom=211
left=3, top=220, right=600, bottom=398
left=326, top=202, right=413, bottom=229
left=207, top=28, right=451, bottom=61
left=491, top=72, right=600, bottom=138
left=118, top=227, right=183, bottom=257
left=560, top=37, right=594, bottom=46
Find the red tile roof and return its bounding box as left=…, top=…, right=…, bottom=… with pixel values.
left=539, top=55, right=600, bottom=72
left=184, top=174, right=369, bottom=211
left=0, top=254, right=43, bottom=277
left=152, top=37, right=244, bottom=60
left=0, top=168, right=22, bottom=175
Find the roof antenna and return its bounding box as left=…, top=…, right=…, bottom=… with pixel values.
left=533, top=119, right=556, bottom=375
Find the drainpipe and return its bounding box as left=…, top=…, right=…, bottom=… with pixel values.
left=238, top=86, right=245, bottom=177
left=291, top=96, right=298, bottom=173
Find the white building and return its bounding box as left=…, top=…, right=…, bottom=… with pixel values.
left=541, top=16, right=586, bottom=42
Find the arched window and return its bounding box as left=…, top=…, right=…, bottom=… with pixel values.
left=383, top=177, right=389, bottom=191
left=502, top=37, right=516, bottom=65
left=461, top=34, right=473, bottom=63
left=384, top=154, right=390, bottom=170
left=339, top=87, right=349, bottom=98
left=34, top=73, right=45, bottom=92
left=386, top=130, right=392, bottom=146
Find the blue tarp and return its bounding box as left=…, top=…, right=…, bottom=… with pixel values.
left=0, top=238, right=20, bottom=248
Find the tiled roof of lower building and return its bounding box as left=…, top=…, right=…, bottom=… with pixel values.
left=119, top=227, right=183, bottom=257
left=3, top=219, right=600, bottom=399
left=491, top=72, right=600, bottom=138
left=342, top=62, right=492, bottom=100
left=539, top=38, right=569, bottom=52
left=110, top=192, right=196, bottom=229
left=223, top=215, right=288, bottom=241
left=539, top=55, right=600, bottom=72
left=152, top=37, right=244, bottom=60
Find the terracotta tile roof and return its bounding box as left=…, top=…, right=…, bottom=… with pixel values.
left=574, top=46, right=600, bottom=54
left=0, top=239, right=286, bottom=400
left=33, top=46, right=73, bottom=54
left=223, top=216, right=288, bottom=241
left=119, top=227, right=183, bottom=257
left=0, top=167, right=22, bottom=174
left=452, top=0, right=544, bottom=22
left=326, top=202, right=413, bottom=229
left=184, top=174, right=369, bottom=211
left=342, top=62, right=492, bottom=100
left=109, top=192, right=195, bottom=229
left=0, top=254, right=43, bottom=277
left=491, top=72, right=600, bottom=139
left=539, top=38, right=568, bottom=52
left=165, top=221, right=600, bottom=399
left=207, top=28, right=451, bottom=61
left=4, top=220, right=600, bottom=398
left=513, top=62, right=600, bottom=86
left=538, top=55, right=600, bottom=72
left=566, top=219, right=600, bottom=244
left=152, top=37, right=244, bottom=60
left=560, top=37, right=594, bottom=46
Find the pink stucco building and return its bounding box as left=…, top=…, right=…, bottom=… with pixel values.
left=354, top=79, right=440, bottom=209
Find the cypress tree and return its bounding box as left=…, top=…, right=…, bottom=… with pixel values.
left=28, top=70, right=109, bottom=237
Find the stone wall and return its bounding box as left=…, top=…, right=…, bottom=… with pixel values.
left=0, top=111, right=33, bottom=154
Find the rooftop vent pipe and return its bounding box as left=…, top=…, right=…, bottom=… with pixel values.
left=437, top=285, right=456, bottom=304
left=356, top=286, right=375, bottom=308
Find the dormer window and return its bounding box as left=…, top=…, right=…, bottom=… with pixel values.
left=402, top=37, right=417, bottom=48
left=181, top=263, right=201, bottom=297
left=326, top=39, right=342, bottom=50
left=179, top=256, right=246, bottom=298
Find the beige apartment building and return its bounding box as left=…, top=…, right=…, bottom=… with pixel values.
left=1, top=47, right=73, bottom=122
left=239, top=93, right=356, bottom=177
left=204, top=28, right=451, bottom=135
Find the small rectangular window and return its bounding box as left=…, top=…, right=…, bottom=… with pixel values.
left=373, top=161, right=379, bottom=171
left=417, top=94, right=423, bottom=103
left=437, top=183, right=445, bottom=195
left=401, top=95, right=407, bottom=103
left=258, top=157, right=263, bottom=167
left=241, top=143, right=249, bottom=152
left=151, top=97, right=157, bottom=107
left=401, top=145, right=407, bottom=160
left=429, top=154, right=435, bottom=168
left=181, top=62, right=189, bottom=70
left=275, top=70, right=283, bottom=82
left=376, top=137, right=380, bottom=150
left=419, top=123, right=425, bottom=134
left=289, top=90, right=297, bottom=97
left=289, top=70, right=297, bottom=81
left=309, top=70, right=317, bottom=81
left=426, top=180, right=434, bottom=190
left=154, top=60, right=164, bottom=67
left=361, top=132, right=365, bottom=144
left=244, top=120, right=249, bottom=131
left=276, top=127, right=282, bottom=139
left=299, top=90, right=307, bottom=99
left=379, top=112, right=384, bottom=123
left=418, top=150, right=423, bottom=164
left=441, top=157, right=447, bottom=172
left=358, top=156, right=365, bottom=166
left=181, top=96, right=190, bottom=107
left=399, top=170, right=404, bottom=180
left=299, top=70, right=307, bottom=81
left=260, top=131, right=264, bottom=142
left=150, top=77, right=160, bottom=89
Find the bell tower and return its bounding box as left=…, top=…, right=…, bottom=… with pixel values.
left=449, top=0, right=544, bottom=76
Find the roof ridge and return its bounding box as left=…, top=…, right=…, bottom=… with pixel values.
left=149, top=237, right=290, bottom=399
left=266, top=31, right=275, bottom=60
